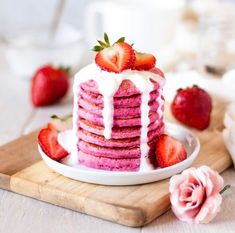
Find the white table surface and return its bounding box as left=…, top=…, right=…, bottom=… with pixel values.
left=0, top=56, right=235, bottom=233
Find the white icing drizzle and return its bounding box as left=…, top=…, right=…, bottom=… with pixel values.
left=133, top=77, right=153, bottom=170
left=60, top=63, right=165, bottom=171
left=97, top=78, right=121, bottom=139
left=58, top=129, right=77, bottom=165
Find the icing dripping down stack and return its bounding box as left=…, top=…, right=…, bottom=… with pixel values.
left=72, top=34, right=166, bottom=171
left=73, top=65, right=165, bottom=171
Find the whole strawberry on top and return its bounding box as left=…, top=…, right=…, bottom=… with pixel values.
left=171, top=85, right=212, bottom=130
left=31, top=65, right=70, bottom=106
left=93, top=33, right=156, bottom=73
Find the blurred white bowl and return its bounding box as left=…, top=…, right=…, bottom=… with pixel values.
left=224, top=103, right=235, bottom=129
left=223, top=129, right=235, bottom=168
left=2, top=24, right=85, bottom=79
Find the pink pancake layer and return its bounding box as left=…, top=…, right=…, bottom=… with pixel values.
left=77, top=137, right=159, bottom=159
left=78, top=142, right=158, bottom=171
left=75, top=77, right=165, bottom=171
left=79, top=118, right=164, bottom=139
left=80, top=79, right=160, bottom=97
left=78, top=140, right=140, bottom=158
left=78, top=107, right=163, bottom=127
left=78, top=98, right=160, bottom=118
left=78, top=124, right=164, bottom=148
left=78, top=151, right=140, bottom=171
left=79, top=89, right=159, bottom=107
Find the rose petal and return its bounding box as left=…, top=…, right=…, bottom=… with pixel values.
left=170, top=190, right=189, bottom=211
left=197, top=166, right=224, bottom=197
left=172, top=205, right=200, bottom=223
left=179, top=186, right=193, bottom=202
left=171, top=187, right=204, bottom=215
left=170, top=166, right=224, bottom=224
left=195, top=194, right=222, bottom=224
left=169, top=174, right=185, bottom=193
left=206, top=169, right=224, bottom=195
left=182, top=168, right=199, bottom=183
left=191, top=186, right=205, bottom=205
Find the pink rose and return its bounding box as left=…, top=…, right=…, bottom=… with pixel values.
left=169, top=165, right=224, bottom=224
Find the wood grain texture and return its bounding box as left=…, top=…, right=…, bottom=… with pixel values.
left=0, top=188, right=140, bottom=233
left=0, top=101, right=232, bottom=227
left=0, top=131, right=41, bottom=190
left=9, top=130, right=231, bottom=227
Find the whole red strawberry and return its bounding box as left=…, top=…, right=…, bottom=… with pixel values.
left=171, top=85, right=212, bottom=130
left=31, top=65, right=70, bottom=106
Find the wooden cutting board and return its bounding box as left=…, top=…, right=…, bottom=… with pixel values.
left=0, top=102, right=232, bottom=227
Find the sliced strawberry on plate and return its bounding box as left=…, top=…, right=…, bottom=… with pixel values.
left=47, top=115, right=72, bottom=132
left=133, top=52, right=156, bottom=70
left=38, top=128, right=68, bottom=161
left=156, top=134, right=187, bottom=168
left=93, top=33, right=135, bottom=73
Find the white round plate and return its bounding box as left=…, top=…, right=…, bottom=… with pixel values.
left=38, top=122, right=200, bottom=186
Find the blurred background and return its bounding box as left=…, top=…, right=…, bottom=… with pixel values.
left=0, top=0, right=235, bottom=101
left=0, top=0, right=235, bottom=74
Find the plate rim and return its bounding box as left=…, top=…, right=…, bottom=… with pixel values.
left=38, top=121, right=200, bottom=181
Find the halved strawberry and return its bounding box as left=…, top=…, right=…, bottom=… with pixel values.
left=93, top=33, right=135, bottom=73
left=95, top=42, right=135, bottom=73
left=156, top=134, right=187, bottom=168
left=47, top=115, right=72, bottom=132
left=133, top=52, right=156, bottom=70
left=38, top=128, right=68, bottom=161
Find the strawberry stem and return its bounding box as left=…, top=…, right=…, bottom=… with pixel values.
left=97, top=40, right=106, bottom=47
left=219, top=184, right=231, bottom=194
left=51, top=115, right=59, bottom=119
left=58, top=66, right=71, bottom=76
left=115, top=37, right=125, bottom=43
left=92, top=45, right=103, bottom=52
left=92, top=33, right=128, bottom=52
left=104, top=32, right=110, bottom=46
left=50, top=114, right=72, bottom=121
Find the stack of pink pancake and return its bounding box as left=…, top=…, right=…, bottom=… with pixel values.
left=76, top=79, right=165, bottom=171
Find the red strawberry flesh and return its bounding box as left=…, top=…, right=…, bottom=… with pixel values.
left=38, top=128, right=68, bottom=161
left=95, top=42, right=135, bottom=73
left=133, top=52, right=156, bottom=70
left=156, top=135, right=187, bottom=168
